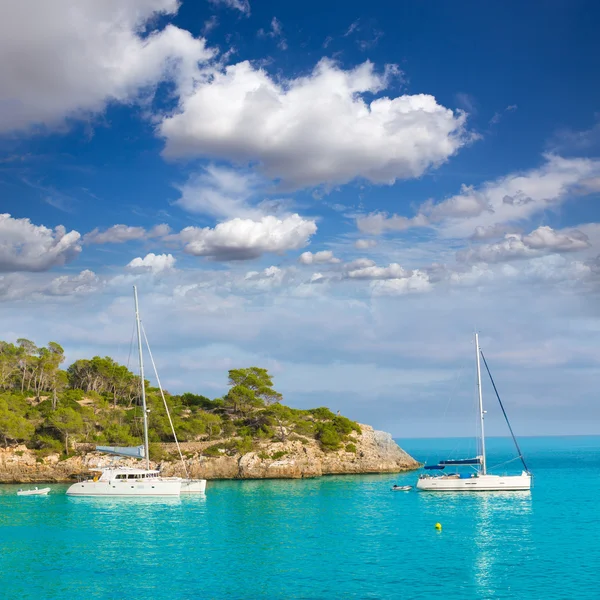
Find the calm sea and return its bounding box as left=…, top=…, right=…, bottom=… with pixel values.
left=1, top=436, right=598, bottom=599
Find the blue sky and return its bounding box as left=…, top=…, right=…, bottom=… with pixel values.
left=1, top=0, right=599, bottom=437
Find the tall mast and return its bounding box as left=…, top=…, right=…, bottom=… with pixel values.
left=475, top=332, right=487, bottom=475
left=134, top=286, right=150, bottom=470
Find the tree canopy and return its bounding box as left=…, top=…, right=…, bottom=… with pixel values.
left=0, top=338, right=360, bottom=457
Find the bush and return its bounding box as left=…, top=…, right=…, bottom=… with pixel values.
left=271, top=450, right=287, bottom=460
left=309, top=407, right=336, bottom=421
left=316, top=422, right=341, bottom=451
left=203, top=444, right=224, bottom=457
left=345, top=443, right=357, bottom=453
left=34, top=434, right=63, bottom=454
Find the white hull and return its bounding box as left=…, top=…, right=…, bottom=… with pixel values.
left=17, top=487, right=50, bottom=496
left=180, top=479, right=207, bottom=494
left=417, top=472, right=531, bottom=492
left=67, top=479, right=181, bottom=496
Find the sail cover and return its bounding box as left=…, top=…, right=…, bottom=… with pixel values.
left=439, top=457, right=481, bottom=466
left=96, top=445, right=145, bottom=459
left=424, top=465, right=445, bottom=470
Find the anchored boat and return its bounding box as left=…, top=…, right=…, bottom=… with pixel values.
left=17, top=487, right=50, bottom=496
left=416, top=333, right=532, bottom=492
left=66, top=286, right=206, bottom=497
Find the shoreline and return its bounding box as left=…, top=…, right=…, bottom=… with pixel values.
left=0, top=424, right=421, bottom=484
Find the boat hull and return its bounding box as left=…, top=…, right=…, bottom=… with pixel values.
left=66, top=479, right=181, bottom=497
left=180, top=479, right=207, bottom=494
left=17, top=488, right=50, bottom=496
left=417, top=473, right=531, bottom=492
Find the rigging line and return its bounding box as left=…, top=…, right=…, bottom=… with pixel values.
left=141, top=323, right=189, bottom=479
left=488, top=456, right=521, bottom=472
left=479, top=350, right=529, bottom=473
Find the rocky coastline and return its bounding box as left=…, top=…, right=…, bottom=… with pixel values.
left=0, top=424, right=420, bottom=484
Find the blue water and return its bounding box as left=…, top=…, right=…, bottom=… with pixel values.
left=1, top=436, right=599, bottom=599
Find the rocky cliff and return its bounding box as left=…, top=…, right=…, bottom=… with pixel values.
left=0, top=424, right=420, bottom=483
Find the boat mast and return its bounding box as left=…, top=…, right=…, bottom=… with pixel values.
left=475, top=332, right=487, bottom=475
left=134, top=286, right=150, bottom=470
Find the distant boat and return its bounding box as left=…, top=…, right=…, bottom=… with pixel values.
left=416, top=333, right=532, bottom=492
left=66, top=286, right=206, bottom=497
left=391, top=485, right=412, bottom=491
left=17, top=487, right=50, bottom=496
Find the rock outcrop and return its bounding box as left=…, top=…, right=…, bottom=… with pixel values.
left=0, top=424, right=420, bottom=483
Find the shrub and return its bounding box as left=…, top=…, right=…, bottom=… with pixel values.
left=203, top=444, right=224, bottom=457
left=309, top=407, right=336, bottom=421
left=316, top=422, right=341, bottom=451
left=345, top=443, right=357, bottom=454
left=271, top=450, right=287, bottom=460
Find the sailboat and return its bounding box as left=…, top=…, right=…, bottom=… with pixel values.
left=416, top=333, right=532, bottom=492
left=66, top=287, right=206, bottom=497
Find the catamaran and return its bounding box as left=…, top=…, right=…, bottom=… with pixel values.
left=67, top=286, right=206, bottom=497
left=416, top=333, right=532, bottom=492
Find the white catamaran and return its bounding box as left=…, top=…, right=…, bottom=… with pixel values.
left=67, top=286, right=206, bottom=497
left=416, top=333, right=532, bottom=492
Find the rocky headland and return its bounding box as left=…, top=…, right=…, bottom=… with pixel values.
left=0, top=424, right=419, bottom=484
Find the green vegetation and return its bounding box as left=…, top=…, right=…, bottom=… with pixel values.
left=0, top=340, right=361, bottom=456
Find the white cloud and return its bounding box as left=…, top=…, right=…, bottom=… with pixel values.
left=0, top=0, right=214, bottom=132
left=209, top=0, right=250, bottom=15
left=356, top=212, right=429, bottom=235
left=370, top=271, right=432, bottom=295
left=470, top=224, right=522, bottom=240
left=0, top=214, right=81, bottom=272
left=44, top=270, right=100, bottom=296
left=126, top=253, right=176, bottom=273
left=354, top=239, right=377, bottom=250
left=345, top=262, right=409, bottom=280
left=458, top=226, right=590, bottom=264
left=175, top=165, right=264, bottom=219
left=357, top=154, right=600, bottom=238
left=258, top=17, right=287, bottom=50
left=84, top=224, right=170, bottom=244
left=169, top=214, right=317, bottom=260
left=160, top=59, right=469, bottom=189
left=298, top=250, right=340, bottom=265
left=438, top=155, right=600, bottom=237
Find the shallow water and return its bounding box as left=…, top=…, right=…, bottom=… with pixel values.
left=1, top=436, right=598, bottom=599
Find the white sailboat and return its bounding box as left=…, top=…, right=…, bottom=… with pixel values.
left=416, top=333, right=532, bottom=492
left=67, top=286, right=206, bottom=497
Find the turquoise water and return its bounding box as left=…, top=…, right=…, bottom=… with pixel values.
left=1, top=436, right=599, bottom=599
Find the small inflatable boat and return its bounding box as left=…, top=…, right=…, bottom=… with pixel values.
left=391, top=485, right=412, bottom=491
left=17, top=487, right=50, bottom=496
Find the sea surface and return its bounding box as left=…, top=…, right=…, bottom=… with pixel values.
left=1, top=435, right=598, bottom=600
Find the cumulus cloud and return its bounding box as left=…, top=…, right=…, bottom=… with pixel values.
left=209, top=0, right=250, bottom=15
left=357, top=154, right=600, bottom=238
left=438, top=155, right=600, bottom=237
left=126, top=253, right=176, bottom=273
left=84, top=224, right=170, bottom=244
left=298, top=251, right=340, bottom=265
left=0, top=0, right=214, bottom=132
left=470, top=224, right=522, bottom=240
left=354, top=239, right=377, bottom=249
left=458, top=226, right=591, bottom=264
left=370, top=271, right=432, bottom=295
left=160, top=59, right=469, bottom=189
left=169, top=214, right=317, bottom=260
left=345, top=262, right=409, bottom=280
left=44, top=270, right=101, bottom=296
left=0, top=214, right=81, bottom=272
left=175, top=165, right=264, bottom=219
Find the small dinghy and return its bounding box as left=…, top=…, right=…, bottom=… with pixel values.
left=17, top=487, right=50, bottom=496
left=391, top=485, right=412, bottom=492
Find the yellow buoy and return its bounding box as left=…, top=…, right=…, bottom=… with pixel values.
left=435, top=522, right=442, bottom=530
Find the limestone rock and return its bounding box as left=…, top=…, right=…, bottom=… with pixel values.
left=0, top=423, right=420, bottom=483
